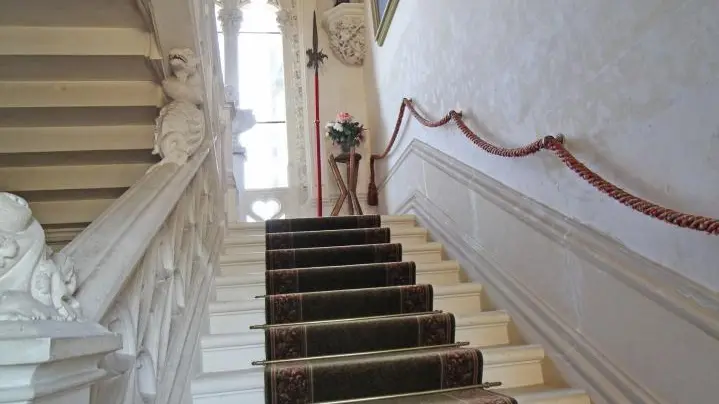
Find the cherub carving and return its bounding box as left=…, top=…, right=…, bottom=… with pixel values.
left=150, top=48, right=206, bottom=170
left=0, top=192, right=82, bottom=321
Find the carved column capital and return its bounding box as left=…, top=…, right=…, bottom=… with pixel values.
left=217, top=6, right=244, bottom=34
left=275, top=9, right=291, bottom=32
left=322, top=3, right=366, bottom=66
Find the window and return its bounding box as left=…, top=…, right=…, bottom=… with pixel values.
left=217, top=0, right=289, bottom=190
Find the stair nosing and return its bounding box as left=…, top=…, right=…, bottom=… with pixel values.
left=227, top=215, right=416, bottom=231
left=215, top=261, right=460, bottom=286
left=210, top=283, right=482, bottom=313
left=501, top=386, right=589, bottom=402
left=481, top=344, right=545, bottom=366
left=220, top=243, right=443, bottom=265
left=224, top=226, right=428, bottom=245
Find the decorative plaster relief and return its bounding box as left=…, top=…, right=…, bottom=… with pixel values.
left=322, top=3, right=366, bottom=66
left=0, top=192, right=82, bottom=321
left=278, top=0, right=310, bottom=204
left=151, top=48, right=206, bottom=170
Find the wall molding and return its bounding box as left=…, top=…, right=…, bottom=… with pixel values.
left=397, top=192, right=662, bottom=404
left=381, top=139, right=719, bottom=404
left=382, top=139, right=719, bottom=342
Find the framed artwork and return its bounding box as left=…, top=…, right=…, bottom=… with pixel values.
left=371, top=0, right=399, bottom=46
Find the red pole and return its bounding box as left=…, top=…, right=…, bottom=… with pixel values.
left=314, top=72, right=322, bottom=217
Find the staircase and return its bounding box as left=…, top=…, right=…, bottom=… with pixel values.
left=0, top=0, right=163, bottom=250
left=191, top=215, right=591, bottom=403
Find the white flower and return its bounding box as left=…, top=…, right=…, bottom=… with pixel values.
left=333, top=122, right=343, bottom=132
left=325, top=122, right=333, bottom=128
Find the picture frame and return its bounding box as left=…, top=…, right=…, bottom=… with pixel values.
left=370, top=0, right=399, bottom=46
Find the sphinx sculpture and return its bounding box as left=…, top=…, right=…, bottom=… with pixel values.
left=0, top=192, right=82, bottom=321
left=150, top=47, right=206, bottom=170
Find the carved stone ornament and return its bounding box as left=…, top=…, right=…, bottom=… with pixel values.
left=151, top=48, right=206, bottom=170
left=322, top=3, right=366, bottom=66
left=0, top=192, right=82, bottom=321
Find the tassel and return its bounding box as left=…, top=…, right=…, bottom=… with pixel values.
left=367, top=156, right=379, bottom=206
left=367, top=181, right=379, bottom=206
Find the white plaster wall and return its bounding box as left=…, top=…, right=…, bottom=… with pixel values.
left=363, top=1, right=719, bottom=402
left=364, top=0, right=719, bottom=291
left=302, top=0, right=372, bottom=211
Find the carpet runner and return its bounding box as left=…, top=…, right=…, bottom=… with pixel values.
left=266, top=228, right=391, bottom=250
left=266, top=243, right=402, bottom=270
left=259, top=215, right=516, bottom=404
left=266, top=312, right=456, bottom=360
left=265, top=262, right=416, bottom=294
left=265, top=215, right=380, bottom=233
left=265, top=284, right=433, bottom=324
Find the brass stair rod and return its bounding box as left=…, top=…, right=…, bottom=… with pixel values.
left=252, top=341, right=471, bottom=366
left=318, top=382, right=504, bottom=404
left=249, top=310, right=444, bottom=329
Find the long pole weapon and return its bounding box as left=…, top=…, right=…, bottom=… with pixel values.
left=306, top=12, right=328, bottom=217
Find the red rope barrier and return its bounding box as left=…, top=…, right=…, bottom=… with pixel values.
left=368, top=98, right=719, bottom=235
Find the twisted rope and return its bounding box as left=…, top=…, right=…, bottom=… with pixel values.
left=368, top=98, right=719, bottom=235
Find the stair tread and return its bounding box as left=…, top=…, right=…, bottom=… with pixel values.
left=225, top=226, right=428, bottom=246
left=434, top=282, right=483, bottom=296
left=220, top=241, right=442, bottom=264
left=209, top=282, right=482, bottom=313
left=193, top=344, right=543, bottom=393
left=191, top=367, right=263, bottom=395
left=201, top=310, right=511, bottom=349
left=348, top=385, right=589, bottom=404
left=215, top=261, right=460, bottom=286
left=228, top=214, right=416, bottom=231
left=480, top=344, right=544, bottom=365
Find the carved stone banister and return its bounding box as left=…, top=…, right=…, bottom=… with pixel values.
left=0, top=1, right=229, bottom=403
left=65, top=148, right=210, bottom=322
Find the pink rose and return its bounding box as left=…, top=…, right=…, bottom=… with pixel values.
left=337, top=112, right=352, bottom=122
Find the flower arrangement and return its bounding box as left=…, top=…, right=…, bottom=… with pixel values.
left=325, top=112, right=365, bottom=152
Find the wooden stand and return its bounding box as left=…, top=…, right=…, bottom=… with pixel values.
left=328, top=150, right=363, bottom=216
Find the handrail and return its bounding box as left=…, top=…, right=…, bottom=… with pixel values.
left=65, top=148, right=211, bottom=322
left=368, top=98, right=719, bottom=235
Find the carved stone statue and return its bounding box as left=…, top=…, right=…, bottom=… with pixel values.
left=151, top=48, right=206, bottom=170
left=0, top=193, right=82, bottom=321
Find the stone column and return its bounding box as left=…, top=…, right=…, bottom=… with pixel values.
left=217, top=0, right=243, bottom=104
left=218, top=0, right=246, bottom=220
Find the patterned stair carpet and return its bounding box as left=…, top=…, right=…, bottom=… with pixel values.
left=265, top=262, right=417, bottom=294
left=266, top=312, right=456, bottom=360
left=260, top=215, right=516, bottom=404
left=266, top=228, right=391, bottom=249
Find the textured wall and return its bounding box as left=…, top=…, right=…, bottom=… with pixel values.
left=364, top=0, right=719, bottom=291
left=363, top=1, right=719, bottom=402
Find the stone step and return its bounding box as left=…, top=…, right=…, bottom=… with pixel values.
left=226, top=214, right=417, bottom=237
left=214, top=260, right=462, bottom=302
left=208, top=283, right=484, bottom=335
left=223, top=226, right=429, bottom=255
left=219, top=242, right=444, bottom=275
left=191, top=344, right=547, bottom=404
left=200, top=310, right=512, bottom=373
left=503, top=387, right=592, bottom=404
